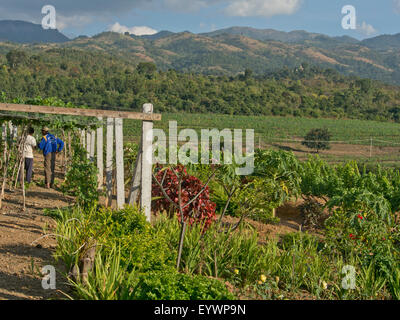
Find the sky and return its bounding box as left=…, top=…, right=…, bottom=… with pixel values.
left=0, top=0, right=399, bottom=39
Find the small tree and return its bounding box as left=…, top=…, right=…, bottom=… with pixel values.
left=302, top=128, right=331, bottom=153
left=6, top=50, right=28, bottom=69
left=136, top=62, right=157, bottom=76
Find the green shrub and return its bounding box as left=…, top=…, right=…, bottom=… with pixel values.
left=95, top=206, right=176, bottom=273
left=324, top=207, right=400, bottom=299
left=129, top=267, right=234, bottom=300
left=302, top=128, right=331, bottom=153
left=61, top=141, right=99, bottom=208
left=70, top=245, right=130, bottom=300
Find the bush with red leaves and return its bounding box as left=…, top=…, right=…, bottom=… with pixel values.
left=152, top=165, right=216, bottom=230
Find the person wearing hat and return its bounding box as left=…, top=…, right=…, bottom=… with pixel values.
left=38, top=127, right=64, bottom=189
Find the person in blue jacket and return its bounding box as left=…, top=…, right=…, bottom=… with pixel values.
left=38, top=126, right=64, bottom=189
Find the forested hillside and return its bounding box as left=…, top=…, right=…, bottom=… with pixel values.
left=1, top=27, right=400, bottom=85
left=0, top=46, right=400, bottom=121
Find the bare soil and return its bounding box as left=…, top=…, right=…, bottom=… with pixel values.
left=0, top=153, right=73, bottom=300
left=222, top=199, right=305, bottom=242
left=266, top=141, right=400, bottom=163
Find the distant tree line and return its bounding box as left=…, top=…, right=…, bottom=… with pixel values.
left=1, top=49, right=400, bottom=122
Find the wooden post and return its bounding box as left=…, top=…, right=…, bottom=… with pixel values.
left=141, top=103, right=154, bottom=222
left=61, top=129, right=66, bottom=173
left=370, top=138, right=373, bottom=158
left=106, top=118, right=114, bottom=207
left=0, top=124, right=13, bottom=207
left=21, top=151, right=26, bottom=212
left=66, top=131, right=71, bottom=171
left=97, top=118, right=104, bottom=191
left=2, top=124, right=7, bottom=164
left=115, top=118, right=125, bottom=209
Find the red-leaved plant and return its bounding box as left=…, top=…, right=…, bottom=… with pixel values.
left=152, top=165, right=217, bottom=231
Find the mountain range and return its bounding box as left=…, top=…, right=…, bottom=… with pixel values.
left=0, top=20, right=69, bottom=43
left=0, top=20, right=400, bottom=84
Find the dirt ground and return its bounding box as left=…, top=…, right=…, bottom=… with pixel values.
left=0, top=153, right=72, bottom=300
left=266, top=141, right=400, bottom=163
left=222, top=199, right=310, bottom=243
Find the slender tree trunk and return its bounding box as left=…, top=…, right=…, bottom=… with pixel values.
left=218, top=186, right=236, bottom=226
left=0, top=140, right=12, bottom=209
left=10, top=127, right=27, bottom=190
left=21, top=157, right=26, bottom=212
left=176, top=220, right=187, bottom=271
left=176, top=175, right=186, bottom=271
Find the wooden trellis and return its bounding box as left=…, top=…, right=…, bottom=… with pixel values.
left=0, top=103, right=161, bottom=221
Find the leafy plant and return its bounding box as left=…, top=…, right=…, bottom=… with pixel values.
left=61, top=140, right=99, bottom=208
left=129, top=267, right=234, bottom=300
left=152, top=164, right=217, bottom=230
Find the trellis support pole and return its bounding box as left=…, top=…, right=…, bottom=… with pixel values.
left=106, top=118, right=114, bottom=207
left=141, top=103, right=154, bottom=222
left=115, top=118, right=125, bottom=209
left=97, top=118, right=104, bottom=190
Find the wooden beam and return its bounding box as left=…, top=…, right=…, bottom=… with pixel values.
left=0, top=103, right=162, bottom=121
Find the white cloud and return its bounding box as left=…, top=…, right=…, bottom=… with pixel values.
left=395, top=0, right=400, bottom=14
left=224, top=0, right=302, bottom=17
left=109, top=22, right=158, bottom=35
left=358, top=21, right=378, bottom=37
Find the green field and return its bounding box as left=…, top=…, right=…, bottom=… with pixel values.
left=123, top=113, right=400, bottom=146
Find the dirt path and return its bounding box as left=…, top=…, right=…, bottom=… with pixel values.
left=0, top=155, right=72, bottom=300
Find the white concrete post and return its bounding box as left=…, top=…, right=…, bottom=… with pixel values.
left=115, top=118, right=125, bottom=209
left=128, top=140, right=142, bottom=206
left=141, top=103, right=154, bottom=222
left=90, top=130, right=96, bottom=161
left=86, top=131, right=91, bottom=159
left=80, top=129, right=86, bottom=148
left=106, top=118, right=114, bottom=207
left=9, top=122, right=14, bottom=142
left=13, top=125, right=17, bottom=141
left=97, top=118, right=104, bottom=190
